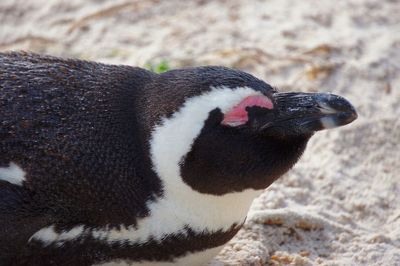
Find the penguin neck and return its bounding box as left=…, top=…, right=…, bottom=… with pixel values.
left=153, top=175, right=263, bottom=232
left=145, top=86, right=266, bottom=231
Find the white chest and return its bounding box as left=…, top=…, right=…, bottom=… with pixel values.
left=93, top=188, right=262, bottom=266
left=94, top=187, right=262, bottom=242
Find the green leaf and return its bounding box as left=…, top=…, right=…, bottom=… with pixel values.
left=145, top=60, right=171, bottom=73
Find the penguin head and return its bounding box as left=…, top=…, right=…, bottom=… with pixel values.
left=144, top=67, right=357, bottom=196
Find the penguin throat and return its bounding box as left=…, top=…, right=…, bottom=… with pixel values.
left=222, top=95, right=273, bottom=126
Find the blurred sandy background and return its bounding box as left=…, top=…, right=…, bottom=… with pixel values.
left=1, top=0, right=400, bottom=265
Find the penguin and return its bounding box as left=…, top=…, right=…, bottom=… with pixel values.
left=0, top=52, right=357, bottom=266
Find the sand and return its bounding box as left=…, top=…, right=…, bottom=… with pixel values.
left=1, top=0, right=399, bottom=265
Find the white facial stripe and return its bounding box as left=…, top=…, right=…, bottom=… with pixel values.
left=150, top=86, right=261, bottom=197
left=0, top=162, right=26, bottom=185
left=30, top=86, right=264, bottom=256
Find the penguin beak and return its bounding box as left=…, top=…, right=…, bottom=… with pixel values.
left=253, top=92, right=358, bottom=136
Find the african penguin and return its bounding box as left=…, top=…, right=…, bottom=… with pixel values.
left=0, top=52, right=357, bottom=266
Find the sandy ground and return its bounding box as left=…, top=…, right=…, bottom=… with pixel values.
left=1, top=0, right=399, bottom=265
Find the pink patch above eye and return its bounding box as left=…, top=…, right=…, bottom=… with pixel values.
left=222, top=95, right=274, bottom=126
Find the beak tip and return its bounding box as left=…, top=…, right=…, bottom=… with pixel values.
left=316, top=93, right=358, bottom=128
left=349, top=108, right=358, bottom=121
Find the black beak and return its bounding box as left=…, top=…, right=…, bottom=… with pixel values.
left=251, top=92, right=358, bottom=136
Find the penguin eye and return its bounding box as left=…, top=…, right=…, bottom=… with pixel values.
left=222, top=95, right=273, bottom=127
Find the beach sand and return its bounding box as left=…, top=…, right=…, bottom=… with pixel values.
left=1, top=0, right=399, bottom=265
